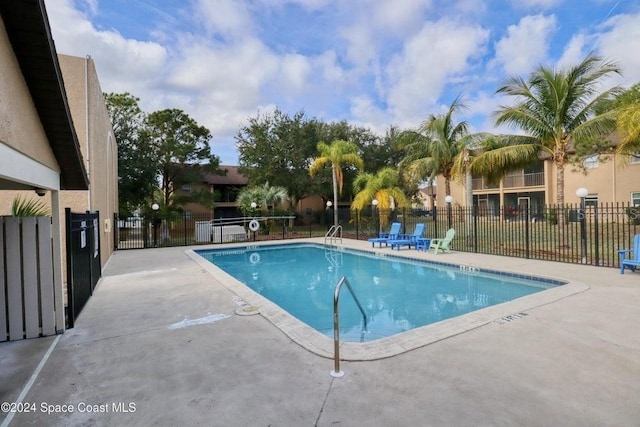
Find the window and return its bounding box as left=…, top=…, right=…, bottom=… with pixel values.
left=632, top=192, right=640, bottom=207
left=585, top=194, right=598, bottom=207
left=184, top=211, right=192, bottom=220
left=181, top=184, right=191, bottom=192
left=583, top=154, right=599, bottom=169
left=630, top=153, right=640, bottom=164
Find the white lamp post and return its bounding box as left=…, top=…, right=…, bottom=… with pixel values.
left=444, top=195, right=453, bottom=229
left=151, top=203, right=159, bottom=247
left=326, top=200, right=333, bottom=229
left=372, top=199, right=379, bottom=234
left=576, top=188, right=588, bottom=263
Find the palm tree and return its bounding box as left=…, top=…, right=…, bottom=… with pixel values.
left=400, top=97, right=483, bottom=244
left=351, top=168, right=409, bottom=230
left=399, top=96, right=473, bottom=202
left=237, top=182, right=289, bottom=215
left=471, top=53, right=621, bottom=245
left=612, top=83, right=640, bottom=157
left=11, top=195, right=50, bottom=216
left=309, top=139, right=364, bottom=227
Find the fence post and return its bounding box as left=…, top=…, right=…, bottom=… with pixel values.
left=184, top=213, right=187, bottom=246
left=594, top=204, right=599, bottom=266
left=64, top=208, right=75, bottom=329
left=525, top=205, right=530, bottom=259
left=473, top=205, right=478, bottom=253
left=433, top=205, right=439, bottom=239
left=113, top=213, right=118, bottom=250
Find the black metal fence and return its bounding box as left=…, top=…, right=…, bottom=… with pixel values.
left=115, top=203, right=640, bottom=268
left=65, top=209, right=101, bottom=328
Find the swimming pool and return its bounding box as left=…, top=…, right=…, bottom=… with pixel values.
left=195, top=243, right=565, bottom=343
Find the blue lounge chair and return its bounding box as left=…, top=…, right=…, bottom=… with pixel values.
left=389, top=223, right=426, bottom=250
left=618, top=234, right=640, bottom=274
left=368, top=222, right=402, bottom=247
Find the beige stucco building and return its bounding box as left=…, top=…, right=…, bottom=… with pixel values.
left=441, top=154, right=640, bottom=215
left=57, top=54, right=118, bottom=266
left=0, top=54, right=118, bottom=267
left=0, top=0, right=89, bottom=336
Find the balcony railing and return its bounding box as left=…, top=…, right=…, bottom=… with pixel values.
left=473, top=172, right=544, bottom=190
left=503, top=172, right=544, bottom=188
left=472, top=178, right=499, bottom=190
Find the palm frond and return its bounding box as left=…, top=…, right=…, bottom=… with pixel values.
left=11, top=195, right=50, bottom=217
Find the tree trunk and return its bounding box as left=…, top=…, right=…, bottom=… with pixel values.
left=332, top=164, right=338, bottom=228
left=465, top=171, right=474, bottom=246
left=556, top=161, right=567, bottom=247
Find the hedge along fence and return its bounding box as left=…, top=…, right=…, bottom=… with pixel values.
left=115, top=203, right=640, bottom=268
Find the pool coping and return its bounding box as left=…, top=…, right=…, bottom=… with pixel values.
left=185, top=238, right=589, bottom=361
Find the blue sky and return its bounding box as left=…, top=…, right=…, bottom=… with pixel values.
left=46, top=0, right=640, bottom=165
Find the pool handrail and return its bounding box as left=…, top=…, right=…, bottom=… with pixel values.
left=331, top=276, right=367, bottom=378
left=325, top=225, right=342, bottom=244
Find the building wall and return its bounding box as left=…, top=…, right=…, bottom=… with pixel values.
left=446, top=154, right=640, bottom=207
left=0, top=55, right=118, bottom=269
left=58, top=54, right=118, bottom=266
left=562, top=154, right=640, bottom=204
left=0, top=18, right=59, bottom=172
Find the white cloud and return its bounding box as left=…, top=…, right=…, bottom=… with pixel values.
left=45, top=0, right=168, bottom=93
left=278, top=53, right=313, bottom=94
left=372, top=0, right=433, bottom=37
left=166, top=37, right=278, bottom=109
left=384, top=18, right=489, bottom=125
left=557, top=33, right=590, bottom=69
left=594, top=13, right=640, bottom=87
left=511, top=0, right=562, bottom=9
left=454, top=0, right=487, bottom=17
left=349, top=96, right=389, bottom=134
left=492, top=14, right=557, bottom=76
left=258, top=0, right=333, bottom=11
left=194, top=0, right=254, bottom=39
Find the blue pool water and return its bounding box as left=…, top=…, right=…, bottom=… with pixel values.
left=197, top=244, right=562, bottom=342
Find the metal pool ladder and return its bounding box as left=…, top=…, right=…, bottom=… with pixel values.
left=324, top=225, right=342, bottom=244
left=331, top=276, right=367, bottom=378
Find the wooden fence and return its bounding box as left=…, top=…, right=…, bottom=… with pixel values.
left=1, top=216, right=62, bottom=342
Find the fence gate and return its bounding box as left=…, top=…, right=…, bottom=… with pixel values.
left=65, top=209, right=101, bottom=328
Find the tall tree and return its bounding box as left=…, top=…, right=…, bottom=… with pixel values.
left=146, top=109, right=222, bottom=208
left=358, top=125, right=406, bottom=173
left=309, top=140, right=364, bottom=227
left=105, top=92, right=157, bottom=215
left=399, top=97, right=473, bottom=202
left=471, top=54, right=621, bottom=245
left=236, top=109, right=322, bottom=207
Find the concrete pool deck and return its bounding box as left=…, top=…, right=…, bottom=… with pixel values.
left=1, top=238, right=639, bottom=426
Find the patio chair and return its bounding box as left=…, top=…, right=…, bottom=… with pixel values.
left=389, top=223, right=426, bottom=250
left=429, top=228, right=456, bottom=254
left=368, top=222, right=402, bottom=248
left=618, top=234, right=640, bottom=274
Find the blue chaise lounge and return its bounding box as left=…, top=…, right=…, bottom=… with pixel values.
left=389, top=223, right=426, bottom=250
left=619, top=234, right=640, bottom=274
left=368, top=222, right=402, bottom=248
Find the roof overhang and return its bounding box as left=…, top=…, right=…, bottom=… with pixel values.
left=0, top=0, right=88, bottom=190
